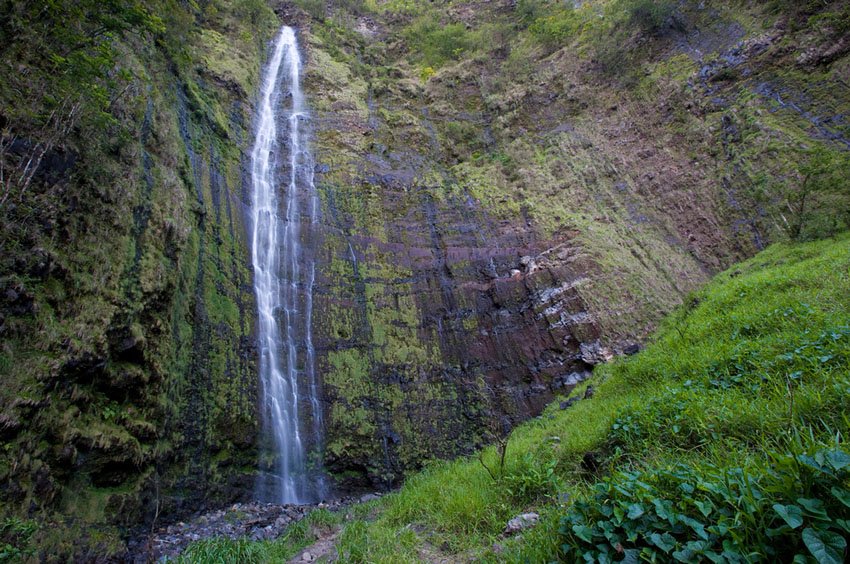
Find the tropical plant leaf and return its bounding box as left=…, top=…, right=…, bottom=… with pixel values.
left=773, top=504, right=804, bottom=529
left=622, top=549, right=641, bottom=564
left=831, top=487, right=850, bottom=508
left=825, top=449, right=850, bottom=471
left=627, top=504, right=645, bottom=519
left=572, top=524, right=594, bottom=543
left=694, top=499, right=713, bottom=517
left=649, top=532, right=676, bottom=553
left=802, top=527, right=846, bottom=564
left=798, top=498, right=829, bottom=519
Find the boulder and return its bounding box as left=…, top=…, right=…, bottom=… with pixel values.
left=580, top=341, right=613, bottom=365
left=559, top=397, right=579, bottom=410
left=504, top=512, right=539, bottom=535
left=623, top=343, right=642, bottom=356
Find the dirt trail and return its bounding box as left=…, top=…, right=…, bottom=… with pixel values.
left=288, top=530, right=340, bottom=562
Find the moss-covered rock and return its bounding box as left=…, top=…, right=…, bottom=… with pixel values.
left=0, top=0, right=276, bottom=557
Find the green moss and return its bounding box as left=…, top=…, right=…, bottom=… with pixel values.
left=197, top=28, right=260, bottom=95
left=0, top=0, right=269, bottom=551
left=326, top=349, right=372, bottom=396
left=305, top=47, right=369, bottom=119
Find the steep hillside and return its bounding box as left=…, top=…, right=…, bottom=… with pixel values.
left=292, top=0, right=850, bottom=487
left=182, top=230, right=850, bottom=562
left=0, top=0, right=276, bottom=557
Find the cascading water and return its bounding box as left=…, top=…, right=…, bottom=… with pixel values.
left=251, top=26, right=324, bottom=504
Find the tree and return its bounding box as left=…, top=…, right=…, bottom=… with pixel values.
left=784, top=144, right=850, bottom=240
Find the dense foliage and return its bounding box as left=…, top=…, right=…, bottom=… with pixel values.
left=0, top=0, right=162, bottom=207
left=561, top=448, right=850, bottom=562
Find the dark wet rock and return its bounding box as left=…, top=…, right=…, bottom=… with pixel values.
left=553, top=371, right=591, bottom=389
left=623, top=343, right=642, bottom=356
left=2, top=284, right=35, bottom=317
left=583, top=386, right=595, bottom=400
left=721, top=114, right=741, bottom=143
left=59, top=351, right=108, bottom=384
left=797, top=35, right=850, bottom=68
left=519, top=255, right=539, bottom=274
left=559, top=398, right=579, bottom=410
left=752, top=80, right=850, bottom=148
left=5, top=138, right=77, bottom=186
left=0, top=414, right=22, bottom=440
left=115, top=334, right=146, bottom=364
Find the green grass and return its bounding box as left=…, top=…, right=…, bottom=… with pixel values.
left=320, top=233, right=850, bottom=562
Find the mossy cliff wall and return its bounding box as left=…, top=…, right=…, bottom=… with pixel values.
left=1, top=0, right=849, bottom=554
left=287, top=0, right=850, bottom=489
left=0, top=0, right=277, bottom=555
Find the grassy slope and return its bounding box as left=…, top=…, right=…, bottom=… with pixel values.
left=322, top=233, right=850, bottom=562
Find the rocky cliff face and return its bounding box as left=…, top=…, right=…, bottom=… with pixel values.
left=0, top=0, right=277, bottom=556
left=290, top=0, right=850, bottom=488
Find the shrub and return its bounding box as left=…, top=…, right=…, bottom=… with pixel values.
left=590, top=0, right=679, bottom=79
left=0, top=517, right=37, bottom=562
left=785, top=145, right=850, bottom=241
left=419, top=66, right=436, bottom=82
left=528, top=7, right=579, bottom=48
left=403, top=18, right=473, bottom=67
left=502, top=453, right=562, bottom=503
left=560, top=446, right=850, bottom=562
left=515, top=0, right=548, bottom=26
left=622, top=0, right=677, bottom=36
left=443, top=121, right=480, bottom=151
left=292, top=0, right=326, bottom=20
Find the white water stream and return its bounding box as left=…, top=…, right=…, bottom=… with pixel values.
left=251, top=26, right=323, bottom=504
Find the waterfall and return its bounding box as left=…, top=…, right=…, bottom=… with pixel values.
left=251, top=26, right=324, bottom=505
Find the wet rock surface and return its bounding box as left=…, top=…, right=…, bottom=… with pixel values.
left=127, top=496, right=364, bottom=562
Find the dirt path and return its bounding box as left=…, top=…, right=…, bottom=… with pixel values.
left=288, top=529, right=340, bottom=562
